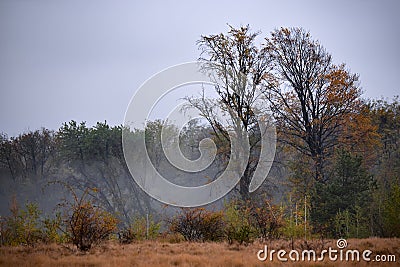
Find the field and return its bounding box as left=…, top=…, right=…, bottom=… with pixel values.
left=0, top=238, right=399, bottom=267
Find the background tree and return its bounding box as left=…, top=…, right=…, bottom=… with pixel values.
left=0, top=129, right=55, bottom=182
left=56, top=120, right=152, bottom=224
left=368, top=97, right=400, bottom=237
left=0, top=133, right=19, bottom=181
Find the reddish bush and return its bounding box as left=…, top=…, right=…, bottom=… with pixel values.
left=169, top=208, right=224, bottom=242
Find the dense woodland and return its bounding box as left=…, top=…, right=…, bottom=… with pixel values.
left=0, top=26, right=399, bottom=250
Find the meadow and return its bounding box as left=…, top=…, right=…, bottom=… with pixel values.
left=1, top=238, right=399, bottom=267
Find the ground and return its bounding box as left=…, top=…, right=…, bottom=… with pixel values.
left=0, top=238, right=399, bottom=266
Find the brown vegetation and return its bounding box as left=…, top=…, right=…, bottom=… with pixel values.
left=0, top=238, right=398, bottom=267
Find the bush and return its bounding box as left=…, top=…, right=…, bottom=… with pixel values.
left=249, top=199, right=284, bottom=240
left=224, top=202, right=255, bottom=245
left=169, top=208, right=224, bottom=242
left=158, top=232, right=185, bottom=243
left=119, top=215, right=160, bottom=243
left=224, top=199, right=284, bottom=244
left=62, top=187, right=118, bottom=251
left=68, top=202, right=117, bottom=251
left=42, top=212, right=66, bottom=244
left=0, top=201, right=42, bottom=246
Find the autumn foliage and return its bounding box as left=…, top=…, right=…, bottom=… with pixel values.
left=63, top=187, right=118, bottom=251
left=0, top=26, right=399, bottom=257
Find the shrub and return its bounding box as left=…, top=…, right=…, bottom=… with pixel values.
left=224, top=202, right=255, bottom=245
left=68, top=202, right=117, bottom=251
left=282, top=217, right=305, bottom=241
left=119, top=215, right=161, bottom=243
left=224, top=199, right=284, bottom=244
left=249, top=199, right=284, bottom=240
left=61, top=187, right=118, bottom=251
left=158, top=232, right=185, bottom=243
left=42, top=212, right=66, bottom=244
left=168, top=208, right=224, bottom=242
left=1, top=201, right=42, bottom=246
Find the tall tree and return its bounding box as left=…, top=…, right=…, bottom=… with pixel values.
left=264, top=27, right=363, bottom=183
left=187, top=25, right=273, bottom=200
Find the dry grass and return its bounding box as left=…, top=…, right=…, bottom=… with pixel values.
left=0, top=238, right=399, bottom=266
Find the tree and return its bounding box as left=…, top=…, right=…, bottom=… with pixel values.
left=187, top=25, right=273, bottom=200
left=312, top=150, right=375, bottom=236
left=0, top=133, right=18, bottom=181
left=0, top=129, right=55, bottom=182
left=56, top=120, right=152, bottom=224
left=382, top=185, right=400, bottom=237
left=368, top=97, right=400, bottom=237
left=264, top=27, right=363, bottom=183
left=369, top=97, right=400, bottom=187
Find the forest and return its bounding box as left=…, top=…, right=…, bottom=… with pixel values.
left=0, top=26, right=399, bottom=257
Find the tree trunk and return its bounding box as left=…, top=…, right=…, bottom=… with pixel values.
left=239, top=163, right=252, bottom=200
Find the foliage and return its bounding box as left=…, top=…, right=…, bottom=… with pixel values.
left=42, top=212, right=65, bottom=244
left=157, top=232, right=185, bottom=243
left=56, top=120, right=154, bottom=223
left=168, top=208, right=224, bottom=242
left=287, top=156, right=315, bottom=198
left=224, top=201, right=255, bottom=244
left=0, top=25, right=399, bottom=240
left=332, top=205, right=370, bottom=238
left=382, top=185, right=400, bottom=237
left=188, top=25, right=273, bottom=200
left=311, top=150, right=375, bottom=237
left=223, top=199, right=285, bottom=244
left=264, top=27, right=366, bottom=182
left=0, top=201, right=42, bottom=246
left=67, top=202, right=118, bottom=251
left=282, top=216, right=306, bottom=241
left=249, top=199, right=284, bottom=240
left=118, top=215, right=161, bottom=243
left=368, top=98, right=400, bottom=237
left=0, top=129, right=55, bottom=181
left=61, top=186, right=119, bottom=251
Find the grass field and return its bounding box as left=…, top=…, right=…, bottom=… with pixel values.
left=0, top=238, right=399, bottom=266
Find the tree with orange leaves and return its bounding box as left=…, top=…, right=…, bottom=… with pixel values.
left=263, top=27, right=376, bottom=183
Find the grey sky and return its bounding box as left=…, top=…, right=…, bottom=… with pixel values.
left=1, top=0, right=399, bottom=136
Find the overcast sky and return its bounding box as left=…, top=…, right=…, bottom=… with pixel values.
left=1, top=0, right=399, bottom=136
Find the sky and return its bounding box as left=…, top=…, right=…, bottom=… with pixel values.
left=0, top=0, right=399, bottom=136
